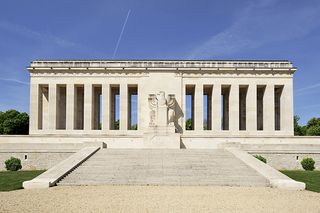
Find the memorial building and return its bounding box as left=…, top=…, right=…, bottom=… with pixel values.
left=28, top=60, right=294, bottom=148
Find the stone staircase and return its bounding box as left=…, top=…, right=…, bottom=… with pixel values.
left=58, top=149, right=269, bottom=187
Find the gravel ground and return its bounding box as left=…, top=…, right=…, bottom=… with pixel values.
left=0, top=185, right=319, bottom=213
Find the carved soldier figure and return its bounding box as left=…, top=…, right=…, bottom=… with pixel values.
left=148, top=91, right=175, bottom=127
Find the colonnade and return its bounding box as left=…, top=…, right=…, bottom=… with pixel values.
left=29, top=82, right=293, bottom=134
left=29, top=83, right=138, bottom=132
left=184, top=83, right=293, bottom=134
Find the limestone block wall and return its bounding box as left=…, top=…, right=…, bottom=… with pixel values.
left=0, top=140, right=81, bottom=171
left=249, top=153, right=320, bottom=170
left=0, top=135, right=320, bottom=171
left=243, top=141, right=320, bottom=170
left=0, top=152, right=73, bottom=171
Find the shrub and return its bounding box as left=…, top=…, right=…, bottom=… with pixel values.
left=301, top=158, right=315, bottom=171
left=254, top=155, right=267, bottom=163
left=5, top=157, right=22, bottom=171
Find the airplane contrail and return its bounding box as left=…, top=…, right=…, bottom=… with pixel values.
left=0, top=78, right=29, bottom=85
left=112, top=9, right=131, bottom=59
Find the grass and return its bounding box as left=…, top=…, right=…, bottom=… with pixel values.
left=0, top=170, right=45, bottom=191
left=281, top=170, right=320, bottom=193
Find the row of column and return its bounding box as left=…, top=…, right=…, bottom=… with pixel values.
left=186, top=83, right=293, bottom=133
left=29, top=83, right=136, bottom=132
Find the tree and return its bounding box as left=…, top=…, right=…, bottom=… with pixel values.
left=130, top=124, right=138, bottom=130
left=306, top=117, right=320, bottom=128
left=294, top=115, right=303, bottom=136
left=306, top=125, right=320, bottom=136
left=306, top=117, right=320, bottom=136
left=186, top=118, right=193, bottom=130
left=0, top=110, right=29, bottom=135
left=114, top=120, right=120, bottom=130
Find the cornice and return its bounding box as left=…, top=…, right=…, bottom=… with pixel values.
left=28, top=60, right=296, bottom=76
left=28, top=60, right=294, bottom=68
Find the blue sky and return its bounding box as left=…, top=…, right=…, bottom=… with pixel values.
left=0, top=0, right=320, bottom=125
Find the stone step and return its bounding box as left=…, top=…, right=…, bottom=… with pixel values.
left=58, top=149, right=269, bottom=187
left=59, top=179, right=268, bottom=187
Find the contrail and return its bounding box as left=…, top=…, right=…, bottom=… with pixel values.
left=295, top=83, right=320, bottom=93
left=112, top=9, right=131, bottom=59
left=0, top=78, right=29, bottom=85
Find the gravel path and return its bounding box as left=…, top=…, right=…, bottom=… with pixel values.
left=0, top=186, right=319, bottom=213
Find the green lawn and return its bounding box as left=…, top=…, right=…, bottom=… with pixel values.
left=281, top=170, right=320, bottom=193
left=0, top=170, right=45, bottom=191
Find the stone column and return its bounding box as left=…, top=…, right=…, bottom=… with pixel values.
left=282, top=82, right=294, bottom=135
left=182, top=84, right=186, bottom=131
left=120, top=84, right=128, bottom=130
left=137, top=85, right=141, bottom=130
left=102, top=83, right=110, bottom=131
left=66, top=84, right=74, bottom=130
left=264, top=84, right=275, bottom=132
left=84, top=84, right=92, bottom=130
left=29, top=83, right=39, bottom=133
left=247, top=84, right=257, bottom=132
left=49, top=83, right=57, bottom=130
left=212, top=83, right=221, bottom=132
left=195, top=83, right=203, bottom=131
left=229, top=84, right=239, bottom=131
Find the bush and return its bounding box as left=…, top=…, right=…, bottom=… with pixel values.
left=5, top=157, right=22, bottom=171
left=254, top=155, right=267, bottom=163
left=301, top=158, right=315, bottom=171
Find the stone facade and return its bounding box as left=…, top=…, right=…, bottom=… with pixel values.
left=28, top=60, right=295, bottom=138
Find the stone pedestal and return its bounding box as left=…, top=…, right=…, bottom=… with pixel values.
left=143, top=131, right=180, bottom=149
left=143, top=120, right=180, bottom=149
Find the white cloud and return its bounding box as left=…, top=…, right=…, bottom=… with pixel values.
left=188, top=0, right=320, bottom=59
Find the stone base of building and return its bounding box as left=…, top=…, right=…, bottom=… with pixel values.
left=0, top=135, right=320, bottom=171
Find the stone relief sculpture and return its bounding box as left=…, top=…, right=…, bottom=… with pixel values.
left=167, top=94, right=175, bottom=124
left=148, top=91, right=176, bottom=127
left=148, top=94, right=157, bottom=127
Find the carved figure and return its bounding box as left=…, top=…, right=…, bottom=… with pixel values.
left=148, top=92, right=175, bottom=127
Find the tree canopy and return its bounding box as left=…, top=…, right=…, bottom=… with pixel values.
left=0, top=110, right=29, bottom=135
left=295, top=116, right=320, bottom=136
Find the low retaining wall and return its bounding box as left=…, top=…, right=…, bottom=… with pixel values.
left=0, top=135, right=320, bottom=171
left=0, top=152, right=73, bottom=171
left=242, top=143, right=320, bottom=170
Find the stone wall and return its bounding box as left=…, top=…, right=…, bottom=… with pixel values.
left=0, top=135, right=320, bottom=171
left=0, top=152, right=73, bottom=171
left=250, top=152, right=320, bottom=170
